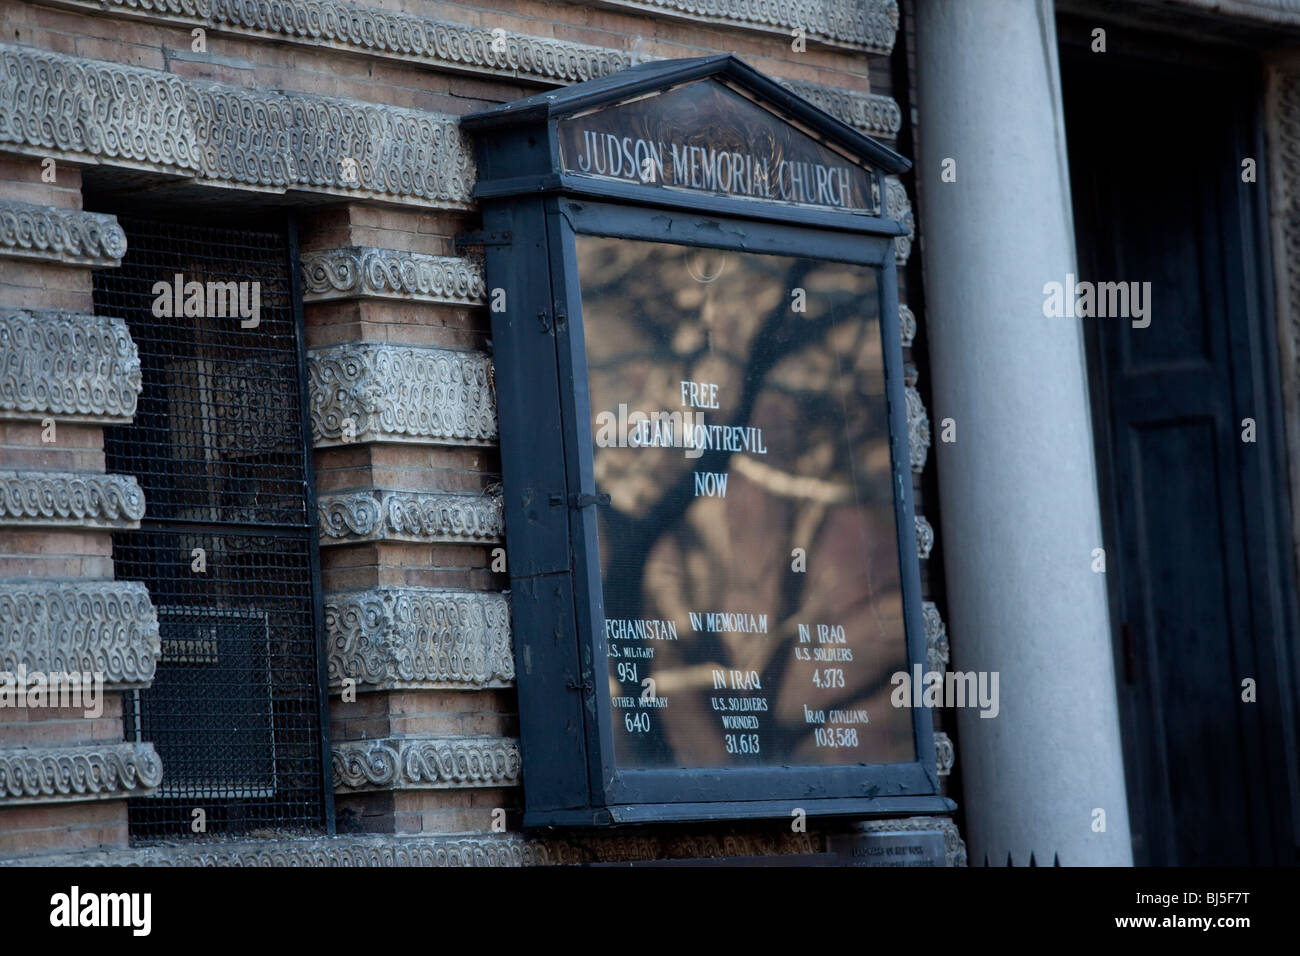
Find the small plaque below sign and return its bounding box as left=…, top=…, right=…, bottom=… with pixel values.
left=828, top=829, right=948, bottom=867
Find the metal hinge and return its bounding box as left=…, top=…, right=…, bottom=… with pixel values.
left=548, top=492, right=610, bottom=509
left=453, top=230, right=512, bottom=248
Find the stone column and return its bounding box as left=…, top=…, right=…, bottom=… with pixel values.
left=913, top=0, right=1133, bottom=865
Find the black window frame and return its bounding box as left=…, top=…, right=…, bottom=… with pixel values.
left=464, top=55, right=952, bottom=827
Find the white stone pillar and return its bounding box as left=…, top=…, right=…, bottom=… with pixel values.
left=913, top=0, right=1133, bottom=865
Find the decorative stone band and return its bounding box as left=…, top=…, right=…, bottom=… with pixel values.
left=783, top=79, right=902, bottom=139
left=300, top=247, right=485, bottom=306
left=0, top=200, right=126, bottom=267
left=318, top=490, right=504, bottom=545
left=0, top=309, right=142, bottom=424
left=0, top=579, right=160, bottom=688
left=885, top=176, right=914, bottom=265
left=934, top=731, right=954, bottom=777
left=325, top=587, right=513, bottom=691
left=307, top=342, right=496, bottom=448
left=923, top=599, right=949, bottom=673
left=16, top=6, right=901, bottom=139
left=915, top=514, right=933, bottom=560
left=332, top=735, right=521, bottom=792
left=0, top=44, right=474, bottom=208
left=0, top=470, right=145, bottom=529
left=588, top=0, right=899, bottom=53
left=0, top=742, right=162, bottom=805
left=854, top=816, right=967, bottom=867
left=0, top=827, right=842, bottom=866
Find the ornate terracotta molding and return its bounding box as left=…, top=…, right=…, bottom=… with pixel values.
left=300, top=247, right=485, bottom=305
left=0, top=742, right=162, bottom=805
left=783, top=79, right=901, bottom=138
left=0, top=580, right=160, bottom=688
left=934, top=731, right=954, bottom=777
left=332, top=734, right=521, bottom=791
left=19, top=5, right=901, bottom=139
left=923, top=600, right=949, bottom=673
left=0, top=309, right=142, bottom=424
left=307, top=342, right=496, bottom=448
left=585, top=0, right=898, bottom=52
left=915, top=514, right=933, bottom=559
left=899, top=303, right=916, bottom=348
left=0, top=43, right=475, bottom=208
left=0, top=821, right=968, bottom=866
left=906, top=380, right=930, bottom=474
left=39, top=0, right=633, bottom=82
left=0, top=200, right=125, bottom=267
left=318, top=490, right=503, bottom=545
left=854, top=815, right=967, bottom=867
left=885, top=176, right=914, bottom=265
left=0, top=470, right=145, bottom=528
left=325, top=587, right=513, bottom=691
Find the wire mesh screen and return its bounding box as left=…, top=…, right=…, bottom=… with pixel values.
left=95, top=217, right=326, bottom=839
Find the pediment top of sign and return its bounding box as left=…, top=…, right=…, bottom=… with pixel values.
left=460, top=54, right=910, bottom=176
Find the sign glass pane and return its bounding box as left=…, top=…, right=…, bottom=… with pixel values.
left=576, top=234, right=915, bottom=771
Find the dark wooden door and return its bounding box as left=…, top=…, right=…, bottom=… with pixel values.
left=1063, top=47, right=1300, bottom=865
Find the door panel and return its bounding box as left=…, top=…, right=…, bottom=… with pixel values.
left=1064, top=50, right=1300, bottom=865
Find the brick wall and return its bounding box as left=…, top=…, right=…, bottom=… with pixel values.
left=0, top=0, right=960, bottom=863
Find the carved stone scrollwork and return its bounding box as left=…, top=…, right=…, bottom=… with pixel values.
left=307, top=342, right=496, bottom=447
left=0, top=742, right=162, bottom=805
left=0, top=43, right=474, bottom=208
left=0, top=44, right=199, bottom=171
left=0, top=310, right=142, bottom=423
left=211, top=0, right=633, bottom=83
left=0, top=200, right=126, bottom=266
left=885, top=176, right=914, bottom=265
left=906, top=383, right=930, bottom=474
left=300, top=247, right=485, bottom=305
left=318, top=490, right=504, bottom=545
left=915, top=514, right=933, bottom=559
left=923, top=599, right=949, bottom=674
left=30, top=1, right=900, bottom=133
left=934, top=731, right=954, bottom=777
left=899, top=303, right=916, bottom=348
left=589, top=0, right=898, bottom=53
left=0, top=470, right=145, bottom=528
left=0, top=579, right=160, bottom=688
left=324, top=587, right=514, bottom=690
left=782, top=80, right=902, bottom=138
left=331, top=735, right=521, bottom=791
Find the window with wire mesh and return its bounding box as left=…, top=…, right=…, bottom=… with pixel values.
left=95, top=217, right=326, bottom=839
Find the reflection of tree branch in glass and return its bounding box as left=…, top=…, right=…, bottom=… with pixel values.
left=578, top=235, right=912, bottom=772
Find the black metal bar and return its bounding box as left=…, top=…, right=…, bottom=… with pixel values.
left=289, top=213, right=336, bottom=836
